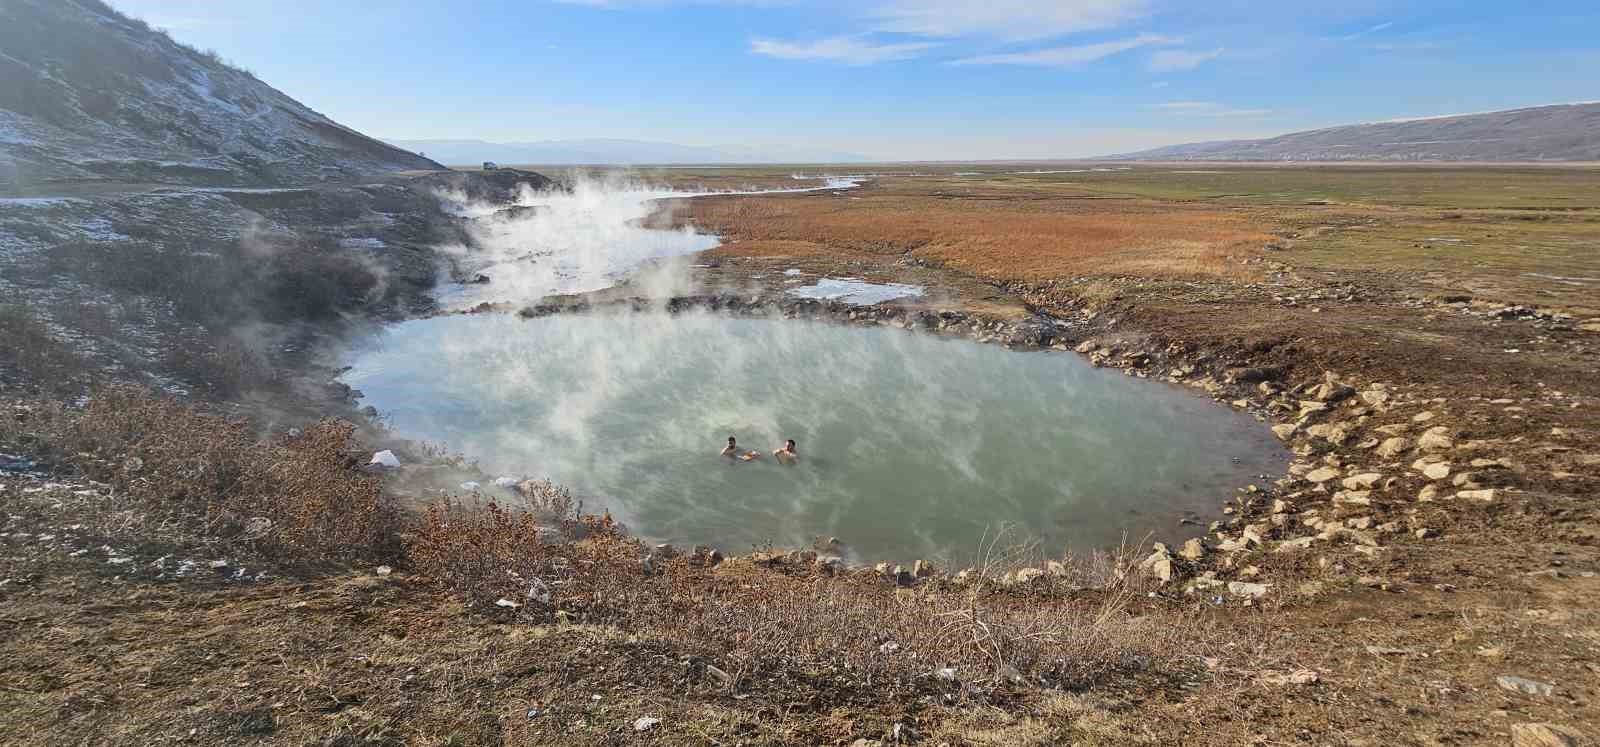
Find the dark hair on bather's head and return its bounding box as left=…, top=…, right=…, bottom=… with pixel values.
left=786, top=439, right=796, bottom=449
left=727, top=436, right=736, bottom=444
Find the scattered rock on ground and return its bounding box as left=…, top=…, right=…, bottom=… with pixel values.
left=1511, top=723, right=1586, bottom=747
left=1497, top=675, right=1555, bottom=697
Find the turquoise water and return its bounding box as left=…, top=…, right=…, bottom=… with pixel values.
left=340, top=312, right=1286, bottom=563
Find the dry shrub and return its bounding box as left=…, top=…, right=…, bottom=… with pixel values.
left=407, top=495, right=1185, bottom=692
left=407, top=482, right=637, bottom=609
left=9, top=385, right=398, bottom=562
left=0, top=302, right=89, bottom=392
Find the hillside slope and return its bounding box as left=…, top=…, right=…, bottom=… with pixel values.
left=1109, top=102, right=1600, bottom=162
left=0, top=0, right=443, bottom=190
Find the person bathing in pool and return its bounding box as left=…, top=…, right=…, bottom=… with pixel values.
left=773, top=439, right=799, bottom=465
left=721, top=435, right=763, bottom=462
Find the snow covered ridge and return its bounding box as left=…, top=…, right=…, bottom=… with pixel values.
left=0, top=0, right=442, bottom=188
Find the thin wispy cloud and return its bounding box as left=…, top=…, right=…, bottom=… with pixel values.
left=1152, top=101, right=1271, bottom=118
left=870, top=0, right=1149, bottom=41
left=750, top=35, right=938, bottom=65
left=1147, top=47, right=1223, bottom=72
left=952, top=33, right=1175, bottom=67
left=1341, top=21, right=1394, bottom=40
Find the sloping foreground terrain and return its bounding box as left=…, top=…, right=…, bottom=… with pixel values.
left=0, top=0, right=442, bottom=190
left=1109, top=102, right=1600, bottom=162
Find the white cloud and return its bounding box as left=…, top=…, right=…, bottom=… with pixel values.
left=1152, top=101, right=1271, bottom=118
left=871, top=0, right=1148, bottom=41
left=750, top=35, right=938, bottom=65
left=1147, top=47, right=1223, bottom=72
left=952, top=33, right=1174, bottom=66
left=1341, top=21, right=1394, bottom=40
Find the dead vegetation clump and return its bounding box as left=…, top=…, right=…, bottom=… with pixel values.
left=407, top=494, right=1190, bottom=695
left=0, top=302, right=89, bottom=393
left=2, top=386, right=398, bottom=562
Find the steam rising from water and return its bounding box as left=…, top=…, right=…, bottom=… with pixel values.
left=432, top=173, right=861, bottom=309
left=341, top=312, right=1286, bottom=562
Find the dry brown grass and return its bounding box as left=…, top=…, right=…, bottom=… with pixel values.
left=2, top=386, right=399, bottom=562
left=409, top=493, right=1189, bottom=694
left=690, top=194, right=1272, bottom=283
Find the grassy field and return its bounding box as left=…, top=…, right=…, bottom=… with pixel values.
left=637, top=163, right=1600, bottom=315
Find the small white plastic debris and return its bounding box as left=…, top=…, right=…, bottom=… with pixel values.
left=375, top=565, right=393, bottom=576
left=209, top=559, right=228, bottom=569
left=935, top=667, right=958, bottom=681
left=107, top=556, right=132, bottom=565
left=879, top=641, right=901, bottom=654
left=460, top=481, right=481, bottom=491
left=495, top=598, right=519, bottom=609
left=368, top=450, right=401, bottom=468
left=492, top=476, right=518, bottom=488
left=633, top=717, right=660, bottom=732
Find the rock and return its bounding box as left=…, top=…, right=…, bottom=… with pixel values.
left=874, top=561, right=891, bottom=576
left=1422, top=462, right=1452, bottom=480
left=1413, top=410, right=1436, bottom=423
left=1342, top=473, right=1383, bottom=490
left=1014, top=567, right=1046, bottom=585
left=1418, top=485, right=1440, bottom=501
left=1456, top=489, right=1498, bottom=502
left=1417, top=426, right=1454, bottom=451
left=1299, top=401, right=1330, bottom=417
left=1045, top=560, right=1068, bottom=577
left=1376, top=437, right=1413, bottom=458
left=953, top=568, right=976, bottom=584
left=1228, top=581, right=1269, bottom=598
left=1271, top=423, right=1299, bottom=441
left=1277, top=537, right=1317, bottom=553
left=1360, top=388, right=1391, bottom=408
left=1140, top=551, right=1175, bottom=583
left=912, top=559, right=935, bottom=578
left=1497, top=675, right=1555, bottom=697
left=1511, top=723, right=1586, bottom=747
left=1305, top=466, right=1341, bottom=483
left=890, top=565, right=913, bottom=586
left=1333, top=490, right=1372, bottom=506
left=1226, top=366, right=1284, bottom=384
left=1414, top=528, right=1439, bottom=539
left=368, top=450, right=401, bottom=468
left=633, top=717, right=661, bottom=732
left=1179, top=538, right=1209, bottom=561
left=1271, top=499, right=1294, bottom=514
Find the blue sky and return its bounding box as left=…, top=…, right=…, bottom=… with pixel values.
left=112, top=0, right=1599, bottom=160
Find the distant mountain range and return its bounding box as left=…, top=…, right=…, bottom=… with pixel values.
left=0, top=0, right=442, bottom=189
left=385, top=138, right=871, bottom=166
left=1107, top=103, right=1600, bottom=162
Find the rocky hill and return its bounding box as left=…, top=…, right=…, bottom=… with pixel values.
left=1108, top=102, right=1600, bottom=162
left=0, top=0, right=443, bottom=191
